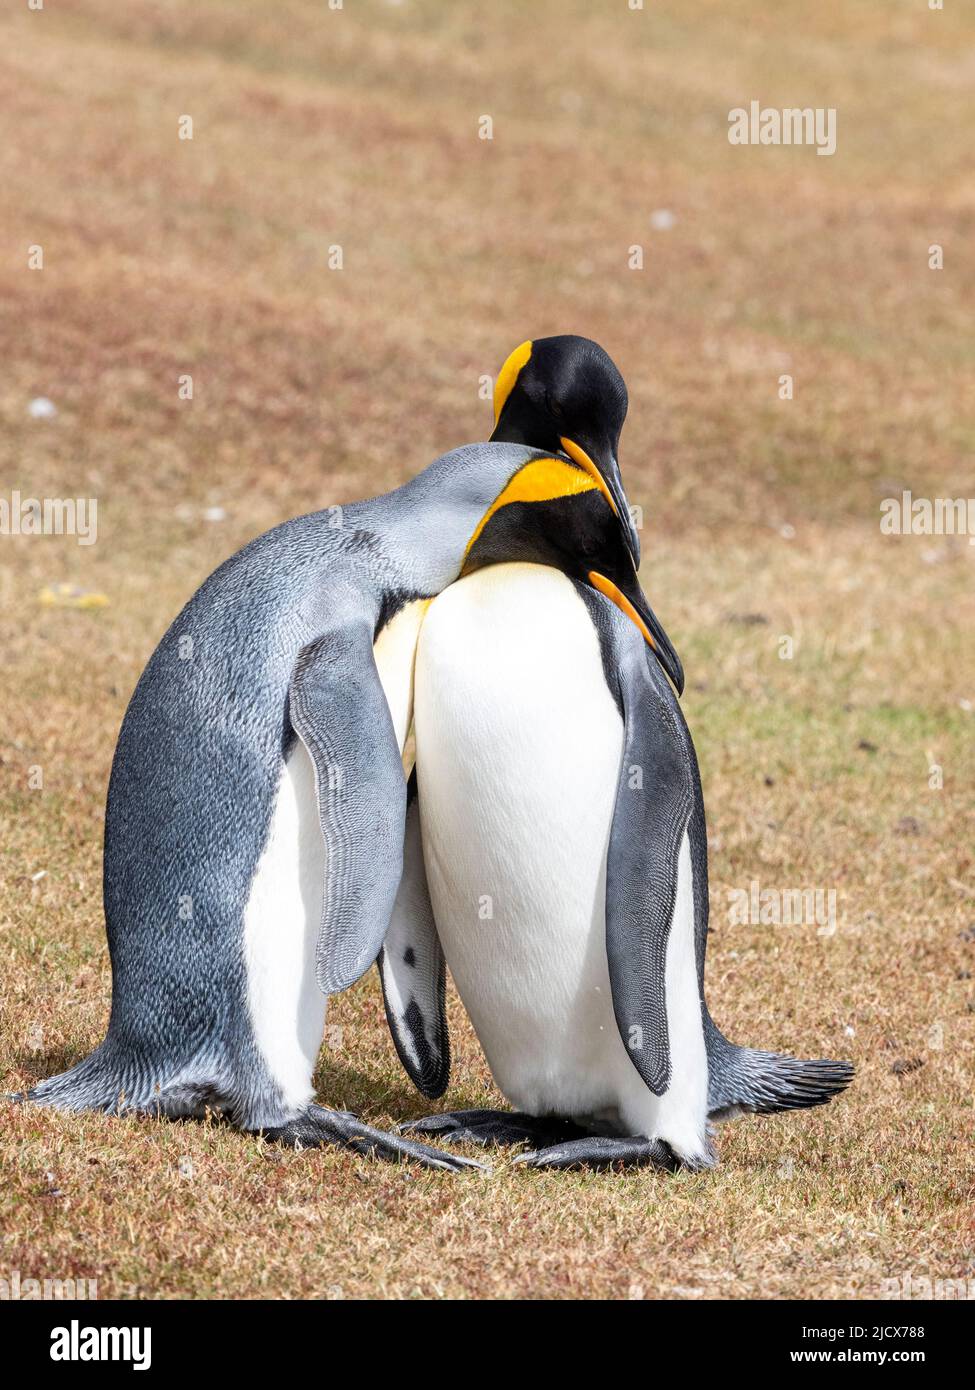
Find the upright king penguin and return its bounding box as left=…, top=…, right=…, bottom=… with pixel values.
left=392, top=361, right=854, bottom=1171
left=25, top=336, right=667, bottom=1172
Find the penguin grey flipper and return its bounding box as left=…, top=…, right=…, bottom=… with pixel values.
left=399, top=1110, right=587, bottom=1149
left=260, top=1104, right=486, bottom=1171
left=289, top=623, right=408, bottom=997
left=599, top=604, right=853, bottom=1128
left=513, top=1135, right=681, bottom=1172
left=600, top=603, right=694, bottom=1098
left=378, top=776, right=450, bottom=1099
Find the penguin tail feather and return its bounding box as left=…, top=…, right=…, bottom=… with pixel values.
left=25, top=1044, right=136, bottom=1114
left=23, top=1044, right=257, bottom=1123
left=706, top=1020, right=853, bottom=1120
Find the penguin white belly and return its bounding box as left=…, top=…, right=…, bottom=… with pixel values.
left=242, top=599, right=428, bottom=1115
left=414, top=563, right=709, bottom=1160
left=243, top=740, right=327, bottom=1114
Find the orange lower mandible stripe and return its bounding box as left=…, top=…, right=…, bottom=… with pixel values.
left=587, top=571, right=655, bottom=648
left=560, top=438, right=619, bottom=519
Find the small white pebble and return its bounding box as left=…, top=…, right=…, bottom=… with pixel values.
left=960, top=699, right=973, bottom=712
left=650, top=209, right=676, bottom=231
left=28, top=397, right=57, bottom=419
left=844, top=1025, right=856, bottom=1038
left=30, top=870, right=47, bottom=883
left=201, top=507, right=226, bottom=523
left=780, top=523, right=796, bottom=540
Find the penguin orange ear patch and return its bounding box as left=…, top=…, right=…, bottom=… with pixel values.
left=493, top=340, right=533, bottom=424
left=466, top=457, right=599, bottom=558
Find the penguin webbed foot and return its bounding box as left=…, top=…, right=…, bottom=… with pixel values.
left=512, top=1134, right=681, bottom=1172
left=399, top=1109, right=587, bottom=1149
left=262, top=1104, right=488, bottom=1173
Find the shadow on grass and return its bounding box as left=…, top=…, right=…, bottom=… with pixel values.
left=313, top=1054, right=489, bottom=1123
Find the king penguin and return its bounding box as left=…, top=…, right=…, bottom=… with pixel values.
left=23, top=336, right=658, bottom=1172
left=393, top=355, right=854, bottom=1169
left=402, top=564, right=853, bottom=1169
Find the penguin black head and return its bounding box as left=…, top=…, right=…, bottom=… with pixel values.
left=490, top=336, right=640, bottom=566
left=465, top=454, right=683, bottom=694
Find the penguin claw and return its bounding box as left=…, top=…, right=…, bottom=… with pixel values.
left=346, top=1128, right=490, bottom=1173
left=511, top=1135, right=681, bottom=1172
left=263, top=1104, right=490, bottom=1173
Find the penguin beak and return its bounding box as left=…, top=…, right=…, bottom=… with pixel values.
left=559, top=438, right=641, bottom=568
left=587, top=570, right=685, bottom=696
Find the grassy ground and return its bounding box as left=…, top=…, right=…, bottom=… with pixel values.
left=1, top=0, right=973, bottom=1300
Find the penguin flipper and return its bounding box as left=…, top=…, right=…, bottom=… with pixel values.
left=289, top=622, right=408, bottom=996
left=605, top=627, right=694, bottom=1098
left=378, top=777, right=450, bottom=1099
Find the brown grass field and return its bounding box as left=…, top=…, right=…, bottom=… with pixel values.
left=1, top=0, right=973, bottom=1300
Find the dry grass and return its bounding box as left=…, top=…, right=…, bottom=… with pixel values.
left=1, top=0, right=973, bottom=1300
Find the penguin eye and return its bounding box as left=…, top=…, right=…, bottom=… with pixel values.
left=546, top=392, right=565, bottom=421
left=576, top=520, right=602, bottom=558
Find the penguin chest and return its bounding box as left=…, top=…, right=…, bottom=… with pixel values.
left=372, top=598, right=432, bottom=775
left=414, top=563, right=630, bottom=1122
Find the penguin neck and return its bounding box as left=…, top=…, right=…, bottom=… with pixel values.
left=374, top=441, right=545, bottom=591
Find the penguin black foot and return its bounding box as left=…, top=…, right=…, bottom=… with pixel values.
left=512, top=1134, right=681, bottom=1172
left=399, top=1109, right=587, bottom=1149
left=261, top=1104, right=488, bottom=1173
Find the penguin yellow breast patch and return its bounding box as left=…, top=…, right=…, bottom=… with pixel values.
left=373, top=597, right=433, bottom=771
left=493, top=339, right=533, bottom=424
left=466, top=457, right=599, bottom=558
